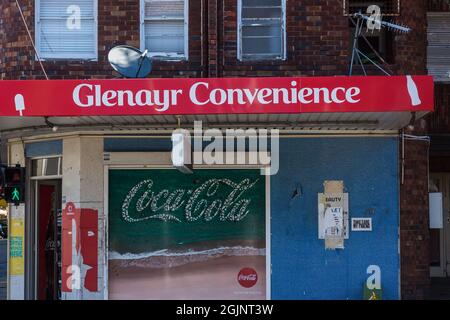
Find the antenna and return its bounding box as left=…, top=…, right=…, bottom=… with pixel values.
left=353, top=12, right=411, bottom=34
left=349, top=12, right=412, bottom=76
left=108, top=45, right=152, bottom=78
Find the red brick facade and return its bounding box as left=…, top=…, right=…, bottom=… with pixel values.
left=401, top=0, right=450, bottom=300
left=400, top=137, right=431, bottom=300
left=0, top=0, right=435, bottom=299
left=0, top=0, right=429, bottom=80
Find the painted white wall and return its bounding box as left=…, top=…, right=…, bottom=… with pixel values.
left=61, top=136, right=104, bottom=300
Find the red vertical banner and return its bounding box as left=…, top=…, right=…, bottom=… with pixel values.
left=61, top=202, right=98, bottom=292
left=61, top=202, right=78, bottom=292
left=79, top=208, right=98, bottom=292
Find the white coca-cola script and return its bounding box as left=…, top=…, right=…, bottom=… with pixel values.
left=121, top=178, right=259, bottom=223
left=238, top=274, right=257, bottom=281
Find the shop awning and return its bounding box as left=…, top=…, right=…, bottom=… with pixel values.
left=0, top=112, right=430, bottom=134
left=0, top=76, right=434, bottom=134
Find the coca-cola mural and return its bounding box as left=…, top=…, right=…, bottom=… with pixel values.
left=108, top=169, right=267, bottom=299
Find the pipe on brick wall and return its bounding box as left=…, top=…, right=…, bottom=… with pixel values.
left=401, top=130, right=431, bottom=185
left=401, top=129, right=405, bottom=185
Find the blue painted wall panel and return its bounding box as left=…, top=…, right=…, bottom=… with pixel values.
left=104, top=138, right=172, bottom=152
left=271, top=137, right=399, bottom=300
left=104, top=137, right=271, bottom=152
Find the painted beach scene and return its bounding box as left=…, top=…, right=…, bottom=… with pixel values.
left=108, top=169, right=266, bottom=300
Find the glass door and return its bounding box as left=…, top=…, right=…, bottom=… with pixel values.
left=29, top=156, right=63, bottom=300
left=35, top=180, right=62, bottom=300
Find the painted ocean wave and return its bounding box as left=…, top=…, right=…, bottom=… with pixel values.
left=108, top=246, right=265, bottom=269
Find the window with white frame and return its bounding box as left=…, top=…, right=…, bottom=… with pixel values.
left=31, top=157, right=62, bottom=177
left=140, top=0, right=189, bottom=60
left=238, top=0, right=286, bottom=61
left=36, top=0, right=97, bottom=60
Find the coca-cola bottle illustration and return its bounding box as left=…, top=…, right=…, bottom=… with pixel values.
left=407, top=75, right=421, bottom=106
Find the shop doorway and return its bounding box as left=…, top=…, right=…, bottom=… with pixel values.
left=34, top=180, right=62, bottom=300
left=429, top=173, right=450, bottom=278
left=26, top=156, right=63, bottom=300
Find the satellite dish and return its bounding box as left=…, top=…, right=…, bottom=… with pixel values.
left=108, top=45, right=152, bottom=78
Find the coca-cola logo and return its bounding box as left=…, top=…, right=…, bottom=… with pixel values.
left=237, top=267, right=258, bottom=288
left=121, top=178, right=259, bottom=223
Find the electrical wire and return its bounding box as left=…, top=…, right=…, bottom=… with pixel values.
left=402, top=134, right=431, bottom=142
left=14, top=0, right=49, bottom=80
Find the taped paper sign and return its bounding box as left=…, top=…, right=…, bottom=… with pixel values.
left=324, top=207, right=344, bottom=250
left=9, top=205, right=25, bottom=276
left=318, top=181, right=349, bottom=250
left=318, top=193, right=349, bottom=240
left=10, top=218, right=24, bottom=275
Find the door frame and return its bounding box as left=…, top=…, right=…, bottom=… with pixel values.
left=430, top=172, right=450, bottom=278
left=103, top=153, right=272, bottom=300
left=30, top=177, right=62, bottom=299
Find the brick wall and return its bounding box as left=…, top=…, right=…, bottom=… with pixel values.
left=220, top=0, right=349, bottom=77
left=429, top=0, right=450, bottom=11
left=400, top=136, right=431, bottom=300
left=1, top=0, right=429, bottom=79
left=394, top=0, right=428, bottom=75
left=0, top=0, right=206, bottom=80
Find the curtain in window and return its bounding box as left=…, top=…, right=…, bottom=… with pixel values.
left=143, top=0, right=186, bottom=58
left=239, top=0, right=285, bottom=60
left=37, top=0, right=96, bottom=59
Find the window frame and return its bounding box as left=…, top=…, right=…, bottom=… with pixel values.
left=237, top=0, right=287, bottom=62
left=35, top=0, right=98, bottom=61
left=344, top=0, right=401, bottom=17
left=140, top=0, right=189, bottom=61
left=30, top=156, right=63, bottom=179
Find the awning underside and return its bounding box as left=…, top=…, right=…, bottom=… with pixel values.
left=0, top=112, right=429, bottom=137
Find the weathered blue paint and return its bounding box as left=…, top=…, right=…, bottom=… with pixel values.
left=271, top=137, right=399, bottom=300
left=25, top=140, right=62, bottom=157
left=104, top=135, right=399, bottom=300
left=104, top=137, right=272, bottom=152
left=104, top=138, right=172, bottom=152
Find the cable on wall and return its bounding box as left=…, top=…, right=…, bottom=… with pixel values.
left=14, top=0, right=49, bottom=80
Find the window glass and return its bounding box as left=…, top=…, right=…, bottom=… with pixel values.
left=239, top=0, right=285, bottom=61
left=44, top=158, right=59, bottom=176
left=142, top=0, right=187, bottom=59
left=31, top=157, right=62, bottom=177
left=37, top=0, right=97, bottom=59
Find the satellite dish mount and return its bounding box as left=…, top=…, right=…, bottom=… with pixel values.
left=349, top=11, right=412, bottom=76
left=108, top=46, right=152, bottom=78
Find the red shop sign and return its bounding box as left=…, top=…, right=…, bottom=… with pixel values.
left=0, top=76, right=434, bottom=117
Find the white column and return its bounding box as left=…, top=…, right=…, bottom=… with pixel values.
left=61, top=136, right=104, bottom=300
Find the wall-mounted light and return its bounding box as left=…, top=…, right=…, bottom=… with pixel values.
left=45, top=117, right=58, bottom=132
left=406, top=112, right=416, bottom=131
left=171, top=129, right=192, bottom=174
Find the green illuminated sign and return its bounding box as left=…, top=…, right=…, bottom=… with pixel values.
left=3, top=165, right=26, bottom=204
left=12, top=188, right=20, bottom=201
